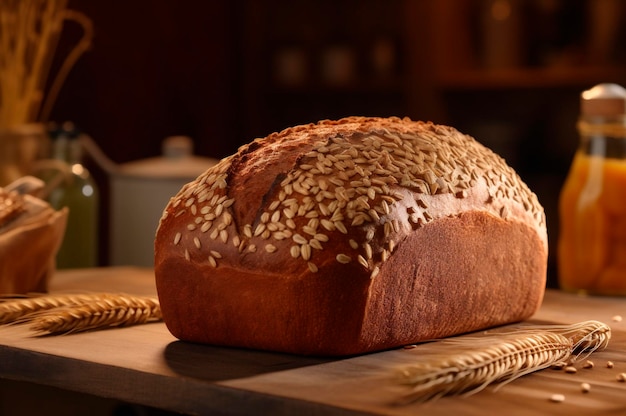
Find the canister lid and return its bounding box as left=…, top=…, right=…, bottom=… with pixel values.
left=581, top=83, right=626, bottom=117
left=118, top=136, right=219, bottom=179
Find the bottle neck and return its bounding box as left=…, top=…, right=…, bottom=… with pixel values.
left=578, top=114, right=626, bottom=136
left=51, top=137, right=83, bottom=165
left=67, top=139, right=84, bottom=165
left=51, top=136, right=69, bottom=161
left=578, top=119, right=626, bottom=159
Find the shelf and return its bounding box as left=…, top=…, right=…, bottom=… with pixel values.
left=268, top=77, right=406, bottom=95
left=436, top=66, right=626, bottom=90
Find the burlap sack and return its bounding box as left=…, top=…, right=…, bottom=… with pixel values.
left=0, top=188, right=67, bottom=294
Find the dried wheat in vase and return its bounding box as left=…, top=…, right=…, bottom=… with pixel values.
left=155, top=116, right=548, bottom=356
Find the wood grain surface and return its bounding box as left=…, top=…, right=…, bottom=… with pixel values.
left=1, top=267, right=625, bottom=415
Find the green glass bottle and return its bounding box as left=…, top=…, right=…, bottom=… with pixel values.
left=47, top=122, right=99, bottom=268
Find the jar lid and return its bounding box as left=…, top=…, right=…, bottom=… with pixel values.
left=581, top=83, right=626, bottom=117
left=118, top=136, right=219, bottom=179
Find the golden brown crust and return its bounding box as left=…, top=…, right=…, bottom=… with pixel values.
left=157, top=211, right=546, bottom=355
left=0, top=189, right=25, bottom=228
left=154, top=116, right=548, bottom=356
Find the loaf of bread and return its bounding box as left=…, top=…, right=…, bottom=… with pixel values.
left=154, top=117, right=548, bottom=356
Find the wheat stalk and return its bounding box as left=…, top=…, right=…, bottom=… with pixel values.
left=28, top=295, right=162, bottom=334
left=0, top=293, right=162, bottom=334
left=395, top=320, right=611, bottom=403
left=0, top=293, right=117, bottom=324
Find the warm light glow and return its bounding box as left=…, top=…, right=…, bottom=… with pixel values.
left=491, top=0, right=512, bottom=21
left=71, top=164, right=85, bottom=176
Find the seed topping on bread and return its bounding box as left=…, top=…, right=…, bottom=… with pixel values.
left=159, top=117, right=545, bottom=277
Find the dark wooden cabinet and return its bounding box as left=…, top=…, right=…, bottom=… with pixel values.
left=53, top=0, right=626, bottom=160
left=237, top=0, right=409, bottom=140
left=50, top=1, right=626, bottom=278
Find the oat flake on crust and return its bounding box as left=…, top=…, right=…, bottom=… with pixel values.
left=160, top=116, right=546, bottom=276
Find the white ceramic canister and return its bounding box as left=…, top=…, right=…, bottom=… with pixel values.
left=109, top=136, right=218, bottom=266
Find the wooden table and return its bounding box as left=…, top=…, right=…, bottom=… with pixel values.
left=1, top=267, right=625, bottom=415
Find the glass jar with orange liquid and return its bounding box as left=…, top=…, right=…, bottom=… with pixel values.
left=558, top=83, right=626, bottom=295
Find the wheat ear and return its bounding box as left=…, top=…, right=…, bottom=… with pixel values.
left=26, top=295, right=162, bottom=335
left=543, top=320, right=611, bottom=354
left=0, top=293, right=122, bottom=324
left=0, top=293, right=162, bottom=334
left=395, top=320, right=611, bottom=404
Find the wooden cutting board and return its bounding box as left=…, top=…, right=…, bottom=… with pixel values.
left=0, top=267, right=625, bottom=415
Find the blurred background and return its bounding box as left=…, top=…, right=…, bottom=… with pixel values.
left=21, top=0, right=626, bottom=285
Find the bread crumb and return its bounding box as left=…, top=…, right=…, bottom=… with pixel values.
left=564, top=365, right=577, bottom=374
left=581, top=382, right=591, bottom=393
left=617, top=373, right=626, bottom=382
left=607, top=361, right=615, bottom=369
left=612, top=315, right=622, bottom=322
left=550, top=393, right=565, bottom=403
left=582, top=360, right=594, bottom=369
